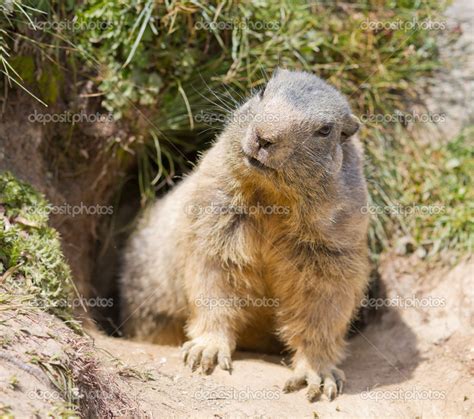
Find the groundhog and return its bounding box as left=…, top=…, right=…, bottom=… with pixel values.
left=120, top=69, right=370, bottom=402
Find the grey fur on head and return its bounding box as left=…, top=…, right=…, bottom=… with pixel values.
left=226, top=68, right=361, bottom=186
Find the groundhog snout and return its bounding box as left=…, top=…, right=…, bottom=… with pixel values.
left=241, top=125, right=289, bottom=169
left=244, top=126, right=272, bottom=154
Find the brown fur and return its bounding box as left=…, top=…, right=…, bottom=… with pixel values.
left=120, top=69, right=370, bottom=401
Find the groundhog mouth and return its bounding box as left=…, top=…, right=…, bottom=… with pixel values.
left=244, top=155, right=274, bottom=172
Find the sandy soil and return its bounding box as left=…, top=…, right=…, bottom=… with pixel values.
left=90, top=256, right=473, bottom=418
left=2, top=255, right=472, bottom=417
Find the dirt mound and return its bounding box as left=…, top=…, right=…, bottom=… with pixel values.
left=0, top=306, right=140, bottom=417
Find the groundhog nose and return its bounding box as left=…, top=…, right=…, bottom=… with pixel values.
left=256, top=134, right=273, bottom=151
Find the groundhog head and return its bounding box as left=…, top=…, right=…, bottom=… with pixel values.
left=235, top=69, right=360, bottom=183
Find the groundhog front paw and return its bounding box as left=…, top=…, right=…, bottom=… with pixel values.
left=182, top=335, right=233, bottom=374
left=283, top=365, right=345, bottom=402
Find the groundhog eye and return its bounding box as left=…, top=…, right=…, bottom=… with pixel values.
left=316, top=125, right=332, bottom=137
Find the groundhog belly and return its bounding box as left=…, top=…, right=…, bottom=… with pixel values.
left=223, top=240, right=288, bottom=354
left=237, top=308, right=283, bottom=354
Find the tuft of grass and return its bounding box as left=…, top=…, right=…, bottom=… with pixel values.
left=29, top=351, right=79, bottom=410
left=113, top=359, right=156, bottom=382
left=0, top=1, right=49, bottom=106
left=0, top=403, right=12, bottom=416
left=8, top=374, right=20, bottom=390
left=365, top=124, right=474, bottom=258
left=401, top=127, right=474, bottom=255
left=0, top=172, right=76, bottom=322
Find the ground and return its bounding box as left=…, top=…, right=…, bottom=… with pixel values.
left=1, top=254, right=472, bottom=417
left=90, top=255, right=473, bottom=418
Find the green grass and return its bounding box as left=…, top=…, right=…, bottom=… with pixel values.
left=400, top=127, right=473, bottom=255
left=0, top=172, right=76, bottom=324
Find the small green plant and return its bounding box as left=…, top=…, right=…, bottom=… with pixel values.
left=8, top=374, right=20, bottom=390
left=0, top=172, right=75, bottom=321
left=0, top=1, right=49, bottom=106
left=112, top=358, right=156, bottom=382
left=0, top=403, right=13, bottom=416
left=30, top=352, right=79, bottom=409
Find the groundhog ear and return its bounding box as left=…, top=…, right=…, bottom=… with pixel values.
left=341, top=114, right=360, bottom=141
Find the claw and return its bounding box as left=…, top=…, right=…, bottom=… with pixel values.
left=306, top=383, right=322, bottom=402
left=336, top=379, right=344, bottom=394
left=283, top=375, right=307, bottom=393
left=324, top=384, right=336, bottom=401
left=181, top=337, right=233, bottom=374
left=181, top=341, right=194, bottom=364
left=322, top=373, right=338, bottom=400
left=190, top=356, right=201, bottom=371
left=219, top=355, right=232, bottom=372
left=283, top=363, right=345, bottom=402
